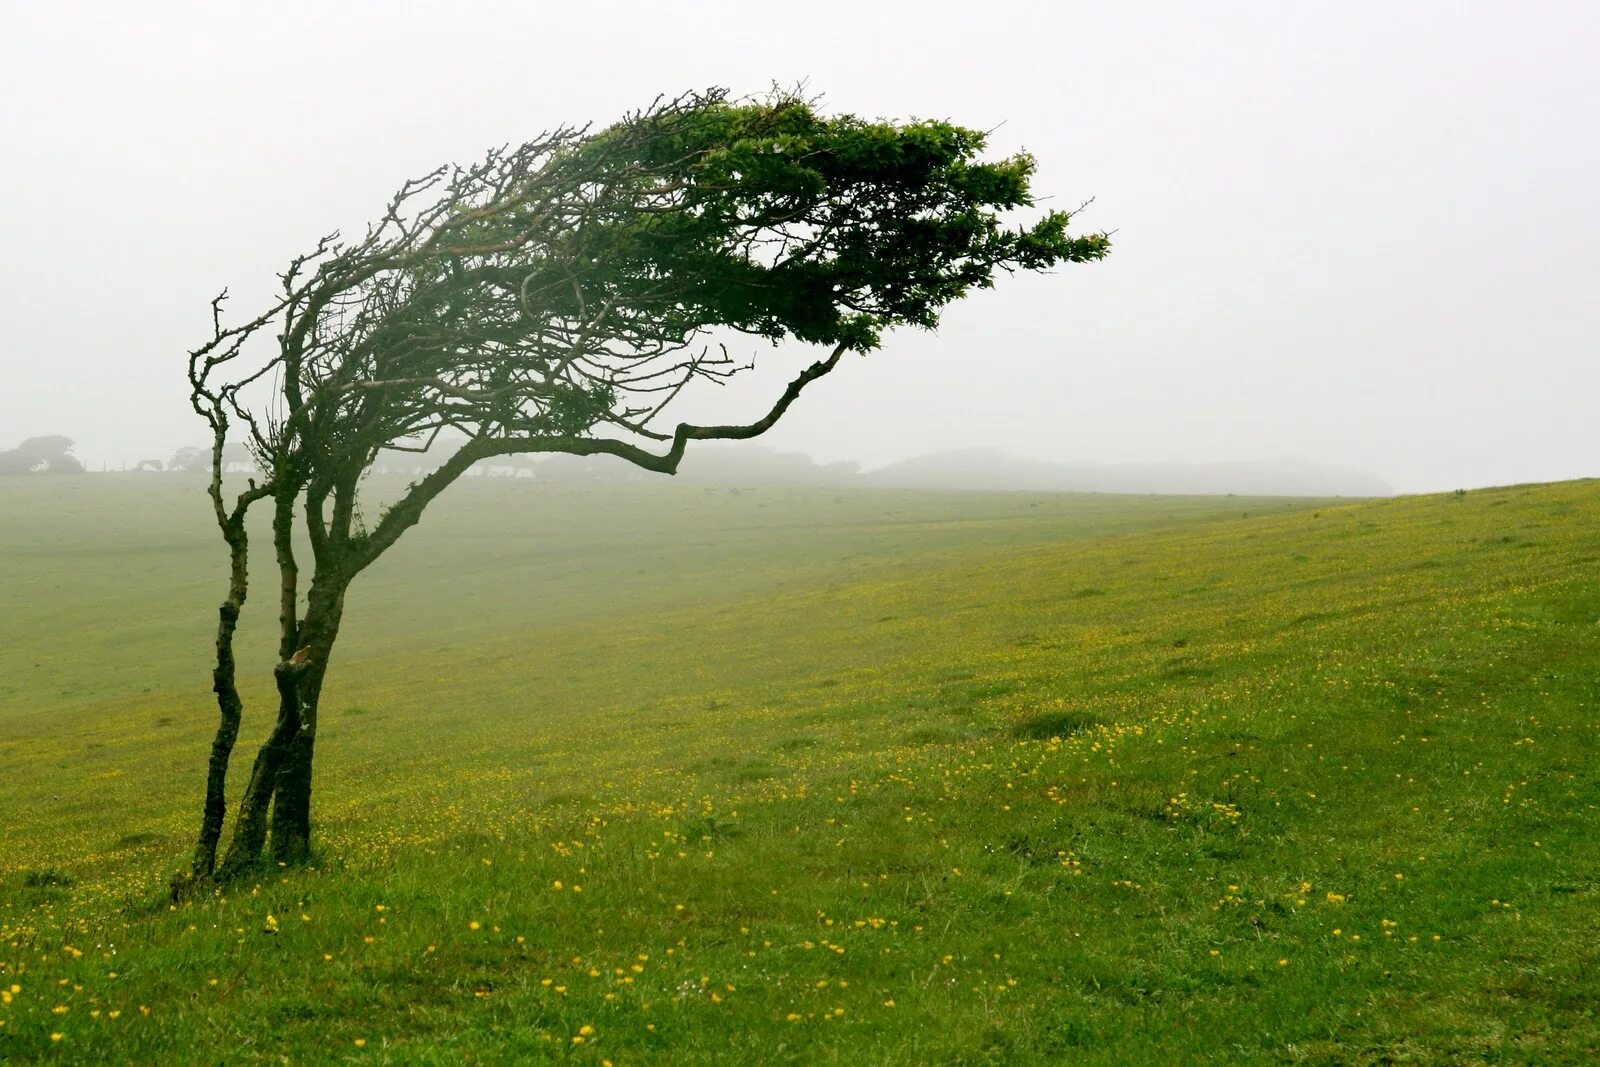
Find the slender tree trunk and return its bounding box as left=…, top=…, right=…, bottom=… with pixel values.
left=273, top=488, right=301, bottom=662
left=190, top=541, right=248, bottom=880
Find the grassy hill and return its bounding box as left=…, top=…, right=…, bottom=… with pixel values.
left=1, top=476, right=1596, bottom=1063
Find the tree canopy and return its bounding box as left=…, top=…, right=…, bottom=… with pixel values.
left=194, top=90, right=1106, bottom=553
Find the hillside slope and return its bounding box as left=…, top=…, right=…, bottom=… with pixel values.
left=1, top=480, right=1597, bottom=1063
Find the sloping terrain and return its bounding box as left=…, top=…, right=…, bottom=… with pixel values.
left=1, top=478, right=1596, bottom=1063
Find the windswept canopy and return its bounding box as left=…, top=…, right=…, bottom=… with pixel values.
left=193, top=89, right=1107, bottom=540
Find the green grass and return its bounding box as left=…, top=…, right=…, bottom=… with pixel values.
left=1, top=475, right=1597, bottom=1063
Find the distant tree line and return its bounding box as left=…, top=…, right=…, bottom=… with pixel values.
left=144, top=444, right=257, bottom=474
left=0, top=438, right=262, bottom=476
left=0, top=435, right=83, bottom=475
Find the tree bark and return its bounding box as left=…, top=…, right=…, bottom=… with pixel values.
left=216, top=664, right=302, bottom=878
left=269, top=576, right=346, bottom=863
left=269, top=713, right=317, bottom=862
left=191, top=597, right=244, bottom=880
left=187, top=497, right=259, bottom=883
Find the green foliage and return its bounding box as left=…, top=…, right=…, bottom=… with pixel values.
left=543, top=381, right=619, bottom=437
left=562, top=90, right=1109, bottom=350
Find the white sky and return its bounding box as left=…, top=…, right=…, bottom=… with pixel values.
left=1, top=0, right=1595, bottom=493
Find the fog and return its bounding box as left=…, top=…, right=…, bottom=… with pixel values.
left=1, top=1, right=1595, bottom=494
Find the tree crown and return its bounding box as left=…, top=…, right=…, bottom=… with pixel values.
left=190, top=89, right=1107, bottom=572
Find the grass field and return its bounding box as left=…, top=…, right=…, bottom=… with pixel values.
left=1, top=475, right=1597, bottom=1063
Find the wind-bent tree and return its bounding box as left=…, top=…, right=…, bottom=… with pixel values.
left=169, top=445, right=211, bottom=474
left=181, top=89, right=1109, bottom=887
left=0, top=435, right=84, bottom=475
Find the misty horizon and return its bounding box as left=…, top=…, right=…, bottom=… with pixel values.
left=5, top=428, right=1401, bottom=497
left=3, top=2, right=1596, bottom=496
left=41, top=439, right=1398, bottom=498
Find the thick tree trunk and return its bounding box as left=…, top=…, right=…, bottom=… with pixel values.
left=269, top=716, right=317, bottom=862
left=269, top=579, right=346, bottom=862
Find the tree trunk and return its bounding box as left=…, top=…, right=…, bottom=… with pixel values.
left=269, top=577, right=346, bottom=863
left=191, top=600, right=244, bottom=880
left=189, top=512, right=252, bottom=883
left=269, top=715, right=317, bottom=862
left=216, top=664, right=302, bottom=878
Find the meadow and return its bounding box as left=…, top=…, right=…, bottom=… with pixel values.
left=0, top=474, right=1596, bottom=1063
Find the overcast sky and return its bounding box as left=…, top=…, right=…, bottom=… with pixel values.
left=1, top=1, right=1594, bottom=493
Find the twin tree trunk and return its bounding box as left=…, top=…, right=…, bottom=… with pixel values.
left=192, top=564, right=347, bottom=884
left=227, top=580, right=343, bottom=876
